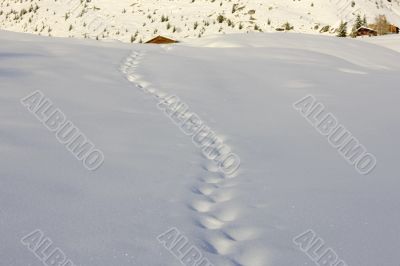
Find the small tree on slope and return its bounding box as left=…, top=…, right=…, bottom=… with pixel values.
left=351, top=14, right=364, bottom=38
left=337, top=21, right=347, bottom=37
left=354, top=14, right=363, bottom=29
left=362, top=15, right=368, bottom=26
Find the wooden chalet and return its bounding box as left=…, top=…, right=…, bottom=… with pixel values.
left=388, top=24, right=400, bottom=34
left=145, top=36, right=178, bottom=44
left=355, top=27, right=378, bottom=37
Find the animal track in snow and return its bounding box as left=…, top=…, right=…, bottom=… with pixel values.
left=121, top=50, right=267, bottom=266
left=192, top=184, right=216, bottom=196
left=196, top=215, right=225, bottom=230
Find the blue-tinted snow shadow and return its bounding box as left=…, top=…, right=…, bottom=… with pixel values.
left=0, top=68, right=27, bottom=77
left=0, top=52, right=44, bottom=59
left=0, top=52, right=45, bottom=77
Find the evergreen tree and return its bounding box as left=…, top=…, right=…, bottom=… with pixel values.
left=362, top=15, right=368, bottom=26
left=337, top=21, right=347, bottom=37
left=350, top=14, right=365, bottom=38
left=355, top=14, right=363, bottom=29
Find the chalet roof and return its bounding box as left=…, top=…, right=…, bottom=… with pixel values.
left=356, top=26, right=377, bottom=32
left=145, top=36, right=178, bottom=44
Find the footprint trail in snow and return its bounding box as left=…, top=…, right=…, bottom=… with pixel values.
left=120, top=50, right=268, bottom=266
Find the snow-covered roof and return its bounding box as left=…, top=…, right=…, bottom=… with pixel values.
left=356, top=26, right=377, bottom=32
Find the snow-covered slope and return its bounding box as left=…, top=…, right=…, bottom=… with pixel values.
left=0, top=0, right=400, bottom=43
left=1, top=30, right=400, bottom=266
left=363, top=33, right=400, bottom=52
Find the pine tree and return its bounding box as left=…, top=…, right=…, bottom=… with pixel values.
left=337, top=21, right=347, bottom=37
left=354, top=14, right=363, bottom=29
left=362, top=15, right=368, bottom=26
left=350, top=14, right=364, bottom=38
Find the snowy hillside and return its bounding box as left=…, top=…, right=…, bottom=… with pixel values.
left=364, top=33, right=400, bottom=52
left=0, top=0, right=400, bottom=42
left=1, top=30, right=400, bottom=266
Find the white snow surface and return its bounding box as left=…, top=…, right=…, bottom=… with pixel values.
left=1, top=31, right=400, bottom=266
left=362, top=34, right=400, bottom=52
